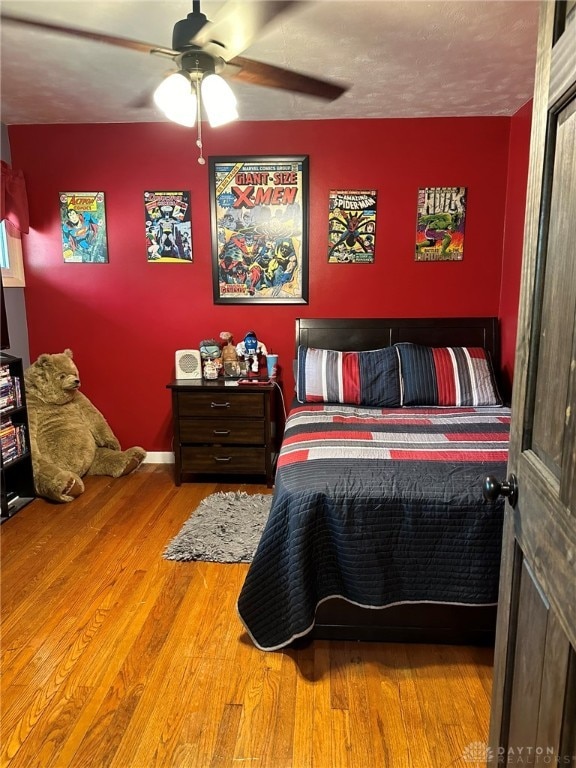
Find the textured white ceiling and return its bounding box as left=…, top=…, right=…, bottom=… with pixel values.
left=0, top=0, right=540, bottom=126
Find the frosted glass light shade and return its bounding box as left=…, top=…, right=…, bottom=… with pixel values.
left=201, top=74, right=238, bottom=127
left=153, top=72, right=197, bottom=127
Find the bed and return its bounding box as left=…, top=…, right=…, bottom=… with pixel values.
left=237, top=317, right=510, bottom=651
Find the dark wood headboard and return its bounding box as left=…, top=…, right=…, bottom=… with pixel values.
left=295, top=317, right=501, bottom=369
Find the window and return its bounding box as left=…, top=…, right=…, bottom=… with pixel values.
left=0, top=220, right=26, bottom=287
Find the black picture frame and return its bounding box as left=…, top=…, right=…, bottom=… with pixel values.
left=209, top=155, right=309, bottom=304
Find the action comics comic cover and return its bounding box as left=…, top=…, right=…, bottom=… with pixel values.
left=60, top=192, right=108, bottom=263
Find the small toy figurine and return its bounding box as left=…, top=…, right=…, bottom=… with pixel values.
left=236, top=330, right=268, bottom=374
left=203, top=359, right=218, bottom=379
left=200, top=339, right=222, bottom=378
left=220, top=331, right=241, bottom=377
left=200, top=339, right=221, bottom=361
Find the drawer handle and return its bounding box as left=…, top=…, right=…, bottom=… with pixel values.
left=213, top=429, right=231, bottom=436
left=213, top=456, right=232, bottom=463
left=211, top=401, right=231, bottom=408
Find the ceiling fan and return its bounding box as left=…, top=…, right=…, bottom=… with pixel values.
left=1, top=1, right=347, bottom=131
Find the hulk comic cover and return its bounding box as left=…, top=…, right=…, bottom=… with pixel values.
left=415, top=186, right=467, bottom=261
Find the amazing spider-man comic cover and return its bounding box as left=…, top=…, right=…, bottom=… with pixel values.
left=327, top=190, right=377, bottom=263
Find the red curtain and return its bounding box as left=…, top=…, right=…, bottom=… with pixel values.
left=0, top=161, right=29, bottom=234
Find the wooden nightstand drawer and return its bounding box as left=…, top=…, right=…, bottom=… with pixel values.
left=167, top=379, right=277, bottom=487
left=179, top=419, right=265, bottom=444
left=181, top=446, right=266, bottom=474
left=177, top=392, right=265, bottom=419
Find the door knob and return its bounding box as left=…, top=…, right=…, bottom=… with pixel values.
left=483, top=474, right=518, bottom=508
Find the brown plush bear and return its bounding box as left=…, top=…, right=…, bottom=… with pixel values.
left=24, top=349, right=146, bottom=503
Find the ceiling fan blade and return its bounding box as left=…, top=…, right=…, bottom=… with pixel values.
left=0, top=12, right=178, bottom=58
left=226, top=56, right=347, bottom=102
left=192, top=0, right=295, bottom=61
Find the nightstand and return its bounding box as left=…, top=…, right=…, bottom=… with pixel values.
left=166, top=379, right=277, bottom=487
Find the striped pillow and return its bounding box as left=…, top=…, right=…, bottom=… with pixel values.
left=296, top=346, right=401, bottom=406
left=396, top=344, right=502, bottom=406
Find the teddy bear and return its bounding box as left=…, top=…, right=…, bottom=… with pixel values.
left=24, top=349, right=146, bottom=503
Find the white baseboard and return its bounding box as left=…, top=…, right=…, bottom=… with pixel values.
left=143, top=452, right=174, bottom=464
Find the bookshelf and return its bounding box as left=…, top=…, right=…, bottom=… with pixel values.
left=1, top=353, right=35, bottom=521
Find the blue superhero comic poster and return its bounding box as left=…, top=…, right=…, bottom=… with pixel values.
left=328, top=190, right=377, bottom=263
left=415, top=186, right=467, bottom=261
left=209, top=156, right=309, bottom=304
left=60, top=192, right=108, bottom=263
left=144, top=191, right=192, bottom=263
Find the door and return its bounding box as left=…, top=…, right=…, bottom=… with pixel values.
left=488, top=1, right=576, bottom=764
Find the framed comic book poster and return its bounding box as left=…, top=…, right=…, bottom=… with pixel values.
left=60, top=192, right=108, bottom=263
left=209, top=155, right=309, bottom=304
left=328, top=190, right=377, bottom=263
left=415, top=186, right=467, bottom=261
left=144, top=191, right=192, bottom=262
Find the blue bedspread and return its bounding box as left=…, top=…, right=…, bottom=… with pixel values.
left=237, top=404, right=510, bottom=650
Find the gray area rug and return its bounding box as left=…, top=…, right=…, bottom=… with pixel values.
left=163, top=491, right=273, bottom=563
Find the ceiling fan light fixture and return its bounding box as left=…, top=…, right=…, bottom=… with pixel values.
left=163, top=93, right=198, bottom=127
left=201, top=73, right=238, bottom=127
left=153, top=71, right=197, bottom=127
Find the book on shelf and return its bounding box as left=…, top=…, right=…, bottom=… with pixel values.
left=0, top=418, right=27, bottom=461
left=0, top=369, right=23, bottom=411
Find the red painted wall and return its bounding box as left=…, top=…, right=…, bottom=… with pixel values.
left=499, top=100, right=533, bottom=396
left=9, top=117, right=512, bottom=451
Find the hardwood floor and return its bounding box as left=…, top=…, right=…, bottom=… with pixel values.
left=1, top=465, right=494, bottom=767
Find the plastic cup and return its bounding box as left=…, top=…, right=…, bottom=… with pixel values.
left=266, top=354, right=278, bottom=378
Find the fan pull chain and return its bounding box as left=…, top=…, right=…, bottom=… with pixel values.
left=195, top=75, right=205, bottom=165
